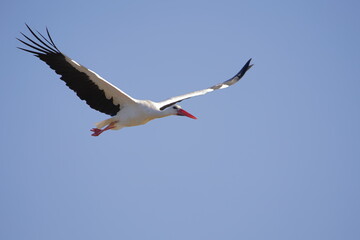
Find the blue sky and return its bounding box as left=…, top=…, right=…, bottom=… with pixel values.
left=1, top=0, right=360, bottom=239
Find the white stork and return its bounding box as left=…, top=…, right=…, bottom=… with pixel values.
left=17, top=25, right=253, bottom=136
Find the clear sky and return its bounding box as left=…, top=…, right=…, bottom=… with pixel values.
left=1, top=0, right=360, bottom=239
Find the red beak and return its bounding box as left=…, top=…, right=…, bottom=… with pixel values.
left=177, top=109, right=197, bottom=119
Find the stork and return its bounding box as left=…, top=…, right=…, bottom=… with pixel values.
left=17, top=25, right=253, bottom=136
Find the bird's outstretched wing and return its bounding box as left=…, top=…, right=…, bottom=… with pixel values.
left=157, top=59, right=253, bottom=110
left=17, top=24, right=137, bottom=116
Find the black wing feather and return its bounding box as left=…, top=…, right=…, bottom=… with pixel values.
left=159, top=99, right=188, bottom=111
left=17, top=25, right=120, bottom=116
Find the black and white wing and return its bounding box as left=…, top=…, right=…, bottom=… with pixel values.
left=157, top=59, right=253, bottom=110
left=17, top=24, right=137, bottom=116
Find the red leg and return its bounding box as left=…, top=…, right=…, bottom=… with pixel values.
left=90, top=122, right=117, bottom=136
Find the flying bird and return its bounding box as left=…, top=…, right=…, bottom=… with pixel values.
left=17, top=25, right=253, bottom=136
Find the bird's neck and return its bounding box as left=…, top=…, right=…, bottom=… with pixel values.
left=155, top=108, right=174, bottom=119
left=137, top=100, right=174, bottom=119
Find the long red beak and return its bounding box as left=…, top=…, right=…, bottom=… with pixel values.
left=177, top=109, right=197, bottom=119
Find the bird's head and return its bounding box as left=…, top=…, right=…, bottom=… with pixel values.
left=168, top=105, right=197, bottom=119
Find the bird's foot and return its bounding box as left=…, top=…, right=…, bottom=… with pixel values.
left=90, top=121, right=117, bottom=136
left=91, top=128, right=103, bottom=136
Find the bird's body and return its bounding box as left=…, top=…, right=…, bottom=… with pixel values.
left=18, top=25, right=252, bottom=136
left=100, top=100, right=170, bottom=130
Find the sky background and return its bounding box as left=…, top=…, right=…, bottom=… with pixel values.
left=1, top=0, right=360, bottom=239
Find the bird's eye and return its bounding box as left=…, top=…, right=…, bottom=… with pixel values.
left=173, top=106, right=177, bottom=109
